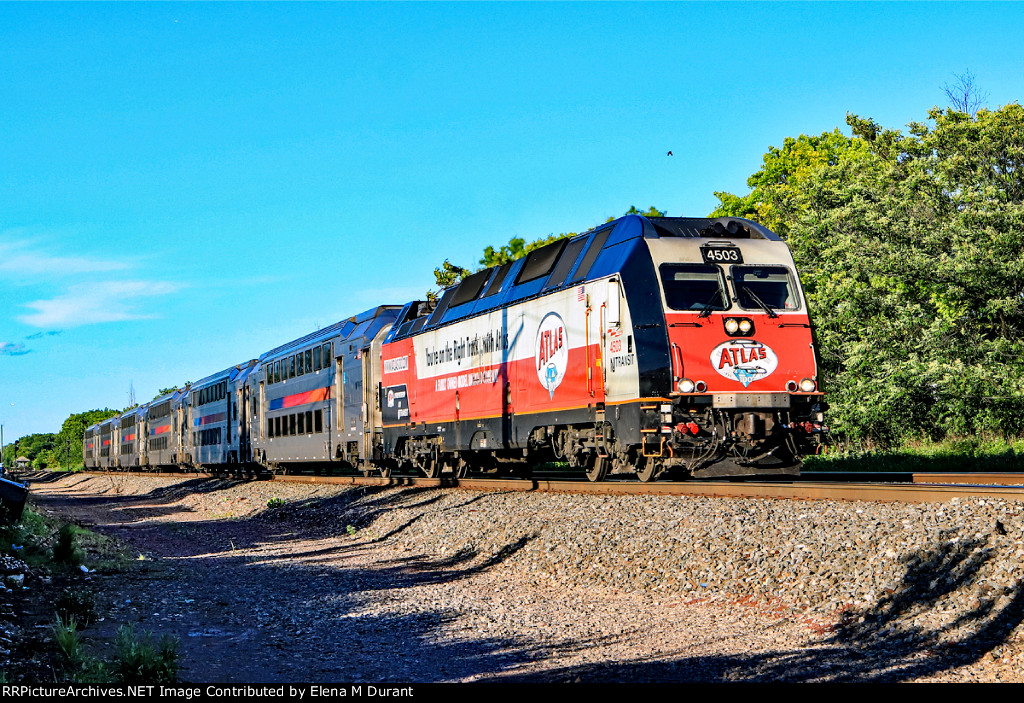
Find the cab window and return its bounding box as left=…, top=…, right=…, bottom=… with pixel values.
left=733, top=266, right=800, bottom=312
left=659, top=264, right=729, bottom=312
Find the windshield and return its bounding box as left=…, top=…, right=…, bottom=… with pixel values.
left=660, top=264, right=729, bottom=312
left=733, top=266, right=800, bottom=311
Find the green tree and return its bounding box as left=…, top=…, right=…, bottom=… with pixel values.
left=3, top=432, right=56, bottom=468
left=717, top=104, right=1024, bottom=444
left=710, top=129, right=868, bottom=237
left=53, top=409, right=119, bottom=469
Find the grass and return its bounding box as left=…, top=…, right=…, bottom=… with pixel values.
left=55, top=587, right=97, bottom=626
left=113, top=625, right=180, bottom=684
left=52, top=613, right=83, bottom=663
left=1, top=499, right=181, bottom=684
left=51, top=617, right=180, bottom=684
left=0, top=504, right=57, bottom=567
left=804, top=435, right=1024, bottom=473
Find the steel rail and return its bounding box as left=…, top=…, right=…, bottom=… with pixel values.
left=65, top=470, right=1024, bottom=503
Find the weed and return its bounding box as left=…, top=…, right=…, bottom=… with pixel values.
left=52, top=613, right=83, bottom=664
left=267, top=497, right=286, bottom=509
left=56, top=588, right=97, bottom=627
left=0, top=505, right=55, bottom=565
left=106, top=473, right=125, bottom=495
left=113, top=624, right=179, bottom=684
left=53, top=524, right=87, bottom=565
left=346, top=525, right=357, bottom=536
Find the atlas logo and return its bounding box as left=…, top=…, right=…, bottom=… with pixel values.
left=710, top=339, right=778, bottom=388
left=536, top=312, right=568, bottom=399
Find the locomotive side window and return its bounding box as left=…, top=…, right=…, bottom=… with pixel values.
left=660, top=264, right=729, bottom=311
left=480, top=262, right=513, bottom=298
left=515, top=238, right=567, bottom=285
left=543, top=236, right=589, bottom=291
left=733, top=266, right=800, bottom=311
left=569, top=228, right=611, bottom=284
left=449, top=268, right=493, bottom=308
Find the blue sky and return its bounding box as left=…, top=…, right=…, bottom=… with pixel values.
left=2, top=2, right=1023, bottom=443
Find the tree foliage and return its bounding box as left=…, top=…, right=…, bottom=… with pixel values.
left=2, top=432, right=55, bottom=468
left=53, top=408, right=119, bottom=468
left=715, top=104, right=1024, bottom=444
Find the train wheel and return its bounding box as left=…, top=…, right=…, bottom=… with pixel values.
left=453, top=457, right=469, bottom=479
left=422, top=456, right=442, bottom=479
left=635, top=457, right=659, bottom=483
left=585, top=454, right=608, bottom=482
left=379, top=463, right=393, bottom=478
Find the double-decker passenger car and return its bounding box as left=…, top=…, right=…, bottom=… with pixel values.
left=187, top=361, right=258, bottom=469
left=84, top=214, right=824, bottom=481
left=141, top=389, right=186, bottom=469
left=248, top=305, right=400, bottom=473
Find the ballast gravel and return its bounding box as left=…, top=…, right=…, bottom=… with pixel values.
left=23, top=472, right=1024, bottom=682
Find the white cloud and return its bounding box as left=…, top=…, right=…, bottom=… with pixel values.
left=18, top=281, right=181, bottom=328
left=0, top=342, right=29, bottom=356
left=0, top=239, right=129, bottom=277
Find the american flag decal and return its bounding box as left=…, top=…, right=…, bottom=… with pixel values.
left=577, top=286, right=585, bottom=302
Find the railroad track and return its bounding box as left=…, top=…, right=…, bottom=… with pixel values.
left=30, top=470, right=1024, bottom=504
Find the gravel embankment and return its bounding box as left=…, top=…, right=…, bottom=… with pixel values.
left=17, top=472, right=1024, bottom=682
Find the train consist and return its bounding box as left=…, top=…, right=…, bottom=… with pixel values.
left=84, top=214, right=826, bottom=481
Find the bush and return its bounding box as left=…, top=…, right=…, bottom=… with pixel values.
left=53, top=524, right=87, bottom=565
left=113, top=625, right=180, bottom=684
left=56, top=588, right=97, bottom=627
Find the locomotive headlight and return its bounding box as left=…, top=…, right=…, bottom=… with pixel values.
left=799, top=378, right=817, bottom=392
left=678, top=378, right=696, bottom=393
left=724, top=317, right=754, bottom=336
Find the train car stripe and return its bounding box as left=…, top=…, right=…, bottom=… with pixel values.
left=194, top=412, right=227, bottom=427
left=151, top=425, right=171, bottom=436
left=268, top=386, right=331, bottom=411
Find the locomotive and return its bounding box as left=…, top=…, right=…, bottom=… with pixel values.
left=84, top=214, right=825, bottom=481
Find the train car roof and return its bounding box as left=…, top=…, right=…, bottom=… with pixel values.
left=386, top=215, right=781, bottom=342
left=258, top=305, right=402, bottom=362
left=192, top=359, right=258, bottom=388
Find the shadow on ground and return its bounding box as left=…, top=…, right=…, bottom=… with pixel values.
left=28, top=473, right=1024, bottom=682
left=497, top=536, right=1024, bottom=682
